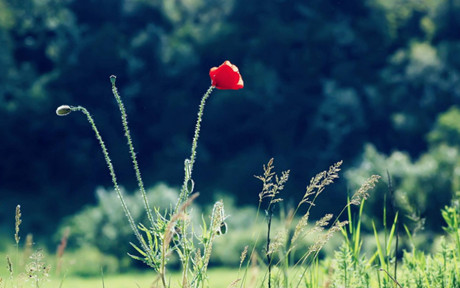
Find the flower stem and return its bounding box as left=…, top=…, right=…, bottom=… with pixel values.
left=189, top=85, right=215, bottom=175
left=69, top=106, right=152, bottom=259
left=110, top=75, right=155, bottom=228
left=173, top=85, right=214, bottom=285
left=176, top=85, right=214, bottom=212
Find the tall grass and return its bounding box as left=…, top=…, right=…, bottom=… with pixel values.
left=53, top=74, right=460, bottom=288
left=56, top=73, right=373, bottom=287
left=3, top=67, right=459, bottom=288
left=332, top=177, right=460, bottom=288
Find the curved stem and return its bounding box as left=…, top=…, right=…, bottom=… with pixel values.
left=70, top=106, right=152, bottom=260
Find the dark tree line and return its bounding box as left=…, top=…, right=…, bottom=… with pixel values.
left=1, top=0, right=459, bottom=238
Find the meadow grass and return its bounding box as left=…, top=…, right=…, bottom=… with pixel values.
left=53, top=75, right=460, bottom=287
left=2, top=71, right=459, bottom=287
left=52, top=268, right=238, bottom=288
left=1, top=194, right=459, bottom=287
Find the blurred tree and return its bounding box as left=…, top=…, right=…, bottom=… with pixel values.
left=1, top=0, right=460, bottom=241
left=0, top=0, right=86, bottom=238
left=347, top=105, right=460, bottom=232
left=57, top=183, right=196, bottom=267
left=427, top=106, right=460, bottom=147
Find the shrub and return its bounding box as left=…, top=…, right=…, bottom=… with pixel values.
left=346, top=143, right=459, bottom=232
left=57, top=183, right=187, bottom=262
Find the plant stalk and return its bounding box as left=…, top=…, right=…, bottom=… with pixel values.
left=176, top=85, right=214, bottom=212
left=266, top=205, right=274, bottom=288
left=110, top=76, right=155, bottom=228
left=69, top=106, right=152, bottom=260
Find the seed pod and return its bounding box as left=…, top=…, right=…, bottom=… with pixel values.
left=56, top=105, right=72, bottom=116
left=110, top=75, right=117, bottom=85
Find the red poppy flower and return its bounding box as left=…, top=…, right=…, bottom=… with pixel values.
left=209, top=61, right=244, bottom=90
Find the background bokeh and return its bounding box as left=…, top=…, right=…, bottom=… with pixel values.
left=1, top=0, right=460, bottom=251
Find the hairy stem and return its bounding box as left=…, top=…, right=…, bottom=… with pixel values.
left=189, top=85, right=214, bottom=174
left=69, top=106, right=152, bottom=260
left=110, top=75, right=155, bottom=228
left=176, top=85, right=214, bottom=211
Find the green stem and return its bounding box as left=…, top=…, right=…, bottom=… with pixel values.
left=189, top=85, right=214, bottom=174
left=176, top=85, right=214, bottom=212
left=69, top=106, right=152, bottom=259
left=160, top=242, right=167, bottom=288
left=110, top=76, right=155, bottom=228
left=172, top=85, right=214, bottom=287
left=266, top=204, right=274, bottom=288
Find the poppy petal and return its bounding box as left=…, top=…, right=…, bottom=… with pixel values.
left=209, top=61, right=244, bottom=90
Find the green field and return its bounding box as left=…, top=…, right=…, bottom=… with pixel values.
left=49, top=269, right=238, bottom=288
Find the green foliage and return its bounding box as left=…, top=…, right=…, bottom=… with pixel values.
left=346, top=143, right=459, bottom=231
left=399, top=238, right=460, bottom=288
left=4, top=1, right=460, bottom=286
left=341, top=200, right=366, bottom=263
left=428, top=106, right=460, bottom=147
left=441, top=192, right=460, bottom=259
left=4, top=0, right=460, bottom=238
left=371, top=213, right=398, bottom=285
left=347, top=106, right=460, bottom=231
left=328, top=184, right=460, bottom=288
left=331, top=243, right=371, bottom=288
left=56, top=245, right=121, bottom=277
left=329, top=233, right=460, bottom=288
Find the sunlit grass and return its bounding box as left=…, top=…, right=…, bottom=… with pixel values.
left=54, top=268, right=238, bottom=288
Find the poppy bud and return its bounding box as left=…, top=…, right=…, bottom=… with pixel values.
left=110, top=75, right=116, bottom=85
left=56, top=105, right=72, bottom=116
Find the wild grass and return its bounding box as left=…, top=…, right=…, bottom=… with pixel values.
left=41, top=269, right=238, bottom=288
left=1, top=192, right=460, bottom=287
left=56, top=78, right=228, bottom=288
left=2, top=73, right=460, bottom=288
left=55, top=76, right=370, bottom=287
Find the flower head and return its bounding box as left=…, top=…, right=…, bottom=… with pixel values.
left=209, top=61, right=244, bottom=90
